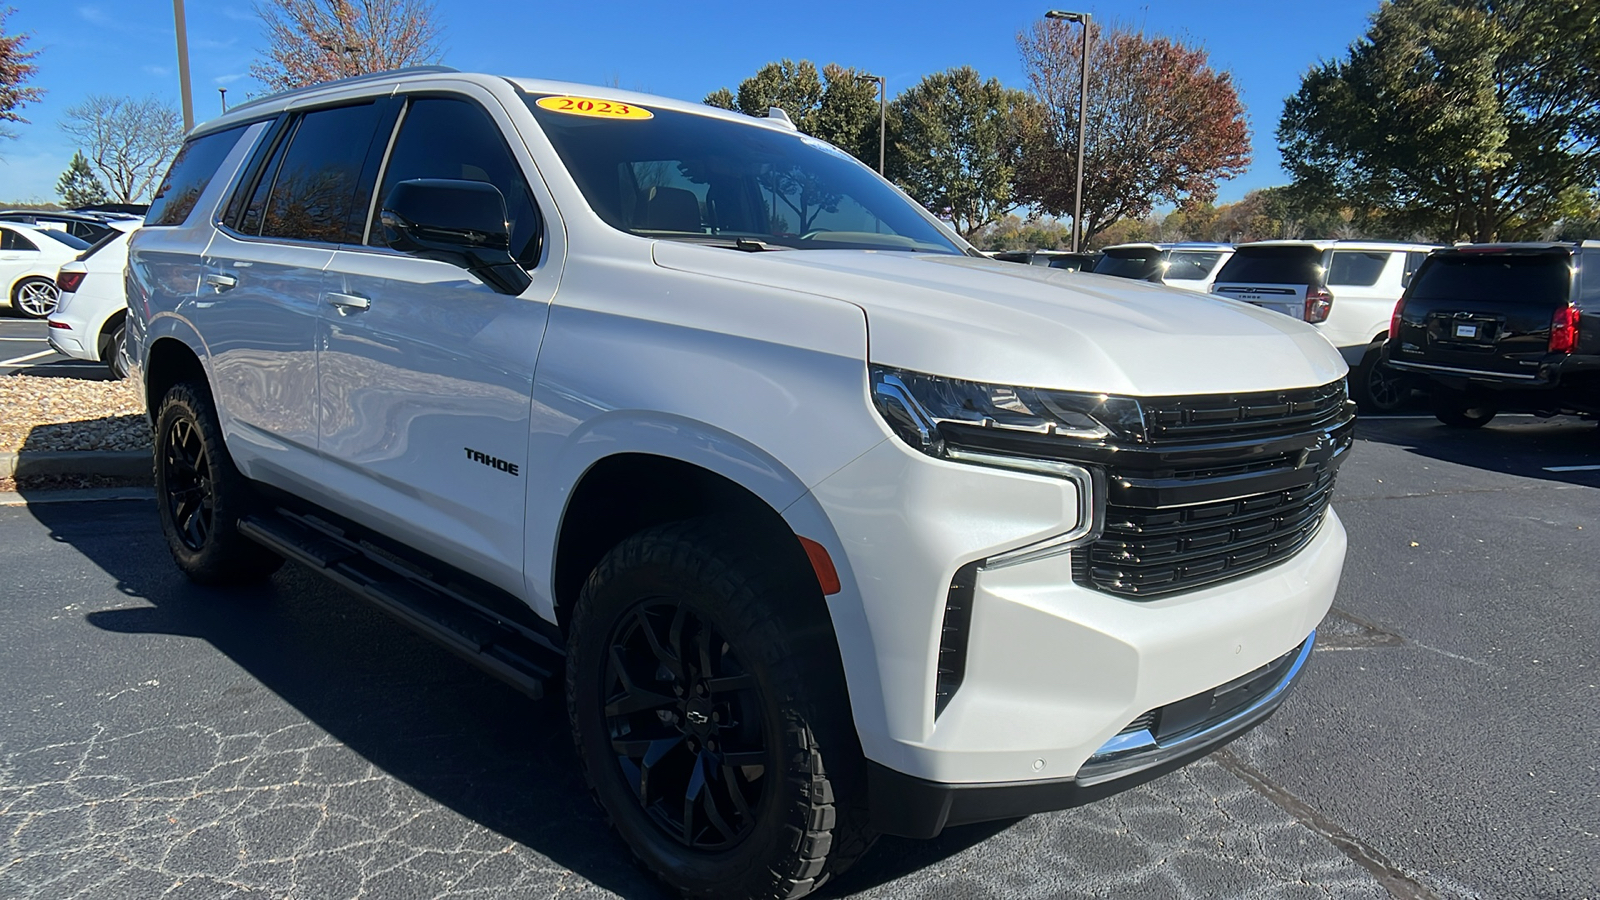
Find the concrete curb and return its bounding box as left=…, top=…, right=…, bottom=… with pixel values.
left=0, top=486, right=155, bottom=506
left=0, top=450, right=151, bottom=479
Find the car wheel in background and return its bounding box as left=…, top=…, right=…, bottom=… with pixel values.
left=566, top=518, right=876, bottom=900
left=154, top=381, right=284, bottom=584
left=104, top=321, right=129, bottom=379
left=1431, top=387, right=1497, bottom=429
left=12, top=277, right=60, bottom=318
left=1353, top=346, right=1410, bottom=414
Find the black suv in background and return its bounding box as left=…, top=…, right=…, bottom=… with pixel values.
left=1383, top=242, right=1598, bottom=428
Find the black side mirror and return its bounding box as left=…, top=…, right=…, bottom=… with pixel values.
left=380, top=178, right=533, bottom=295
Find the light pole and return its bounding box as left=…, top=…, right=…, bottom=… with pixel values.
left=857, top=73, right=887, bottom=175
left=173, top=0, right=194, bottom=131
left=1045, top=10, right=1091, bottom=253
left=219, top=87, right=228, bottom=113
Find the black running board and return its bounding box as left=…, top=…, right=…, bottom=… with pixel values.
left=238, top=509, right=560, bottom=699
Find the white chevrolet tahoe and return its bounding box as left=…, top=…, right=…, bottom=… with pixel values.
left=127, top=68, right=1351, bottom=899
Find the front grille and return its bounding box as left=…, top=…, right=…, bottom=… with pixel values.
left=1075, top=471, right=1335, bottom=598
left=1141, top=381, right=1348, bottom=445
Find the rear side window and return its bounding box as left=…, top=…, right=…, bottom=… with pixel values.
left=257, top=103, right=382, bottom=244
left=1410, top=253, right=1571, bottom=304
left=1214, top=246, right=1324, bottom=285
left=1327, top=251, right=1390, bottom=287
left=36, top=230, right=92, bottom=251
left=146, top=125, right=249, bottom=226
left=1402, top=251, right=1429, bottom=287
left=1095, top=249, right=1162, bottom=279
left=1165, top=251, right=1224, bottom=281
left=0, top=228, right=38, bottom=251
left=370, top=96, right=542, bottom=263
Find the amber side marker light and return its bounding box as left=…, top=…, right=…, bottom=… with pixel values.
left=798, top=537, right=842, bottom=595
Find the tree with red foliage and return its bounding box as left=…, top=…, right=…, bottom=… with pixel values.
left=251, top=0, right=444, bottom=92
left=1016, top=19, right=1251, bottom=245
left=0, top=6, right=43, bottom=151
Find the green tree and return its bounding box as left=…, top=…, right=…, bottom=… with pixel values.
left=887, top=67, right=1036, bottom=238
left=1016, top=19, right=1251, bottom=245
left=1279, top=0, right=1600, bottom=242
left=0, top=6, right=43, bottom=149
left=56, top=151, right=109, bottom=207
left=703, top=59, right=881, bottom=164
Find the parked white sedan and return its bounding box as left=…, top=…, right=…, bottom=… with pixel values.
left=47, top=220, right=141, bottom=377
left=1, top=222, right=91, bottom=318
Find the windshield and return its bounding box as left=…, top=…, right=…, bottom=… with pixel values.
left=36, top=229, right=92, bottom=251
left=525, top=96, right=962, bottom=254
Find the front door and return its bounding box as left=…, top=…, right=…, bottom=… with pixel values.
left=317, top=89, right=558, bottom=596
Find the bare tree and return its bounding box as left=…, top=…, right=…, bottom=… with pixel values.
left=251, top=0, right=444, bottom=91
left=0, top=6, right=44, bottom=149
left=59, top=95, right=185, bottom=204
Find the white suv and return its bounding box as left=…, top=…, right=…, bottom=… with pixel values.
left=1211, top=240, right=1439, bottom=411
left=127, top=68, right=1350, bottom=899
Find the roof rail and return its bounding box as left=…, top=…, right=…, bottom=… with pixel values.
left=223, top=66, right=460, bottom=117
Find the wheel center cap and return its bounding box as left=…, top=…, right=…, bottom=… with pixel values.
left=684, top=698, right=713, bottom=735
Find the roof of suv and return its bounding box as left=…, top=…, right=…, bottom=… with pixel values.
left=1238, top=239, right=1441, bottom=252
left=194, top=66, right=788, bottom=139
left=1103, top=242, right=1233, bottom=251
left=1441, top=241, right=1589, bottom=253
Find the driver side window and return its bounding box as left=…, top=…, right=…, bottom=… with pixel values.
left=371, top=96, right=543, bottom=265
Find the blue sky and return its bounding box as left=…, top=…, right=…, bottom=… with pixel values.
left=0, top=0, right=1381, bottom=205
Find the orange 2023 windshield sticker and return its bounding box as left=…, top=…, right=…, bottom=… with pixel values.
left=534, top=96, right=653, bottom=120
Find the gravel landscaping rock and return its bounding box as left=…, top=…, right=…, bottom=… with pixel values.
left=0, top=374, right=148, bottom=453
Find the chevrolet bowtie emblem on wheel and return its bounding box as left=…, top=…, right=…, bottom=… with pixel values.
left=686, top=710, right=710, bottom=726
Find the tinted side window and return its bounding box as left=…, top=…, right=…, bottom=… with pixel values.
left=146, top=126, right=249, bottom=226
left=1327, top=251, right=1390, bottom=287
left=260, top=103, right=381, bottom=244
left=373, top=97, right=541, bottom=263
left=1095, top=249, right=1162, bottom=279
left=1166, top=251, right=1223, bottom=281
left=1403, top=251, right=1429, bottom=288
left=1, top=228, right=38, bottom=251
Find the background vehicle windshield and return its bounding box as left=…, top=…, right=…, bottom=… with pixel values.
left=1094, top=248, right=1162, bottom=279
left=1410, top=253, right=1571, bottom=304
left=526, top=97, right=962, bottom=254
left=1215, top=246, right=1324, bottom=284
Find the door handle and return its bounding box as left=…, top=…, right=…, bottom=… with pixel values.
left=202, top=272, right=237, bottom=291
left=325, top=291, right=371, bottom=311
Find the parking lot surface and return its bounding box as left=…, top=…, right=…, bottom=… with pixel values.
left=0, top=316, right=107, bottom=379
left=1, top=416, right=1595, bottom=899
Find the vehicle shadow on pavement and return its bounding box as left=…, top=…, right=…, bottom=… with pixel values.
left=22, top=496, right=989, bottom=898
left=1353, top=415, right=1599, bottom=488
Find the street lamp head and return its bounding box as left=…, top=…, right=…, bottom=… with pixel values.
left=1045, top=9, right=1089, bottom=22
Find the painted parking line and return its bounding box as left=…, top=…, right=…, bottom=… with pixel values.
left=0, top=336, right=46, bottom=341
left=1543, top=464, right=1600, bottom=472
left=0, top=349, right=57, bottom=367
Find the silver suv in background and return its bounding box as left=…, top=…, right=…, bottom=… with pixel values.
left=1211, top=240, right=1440, bottom=412
left=1092, top=242, right=1235, bottom=293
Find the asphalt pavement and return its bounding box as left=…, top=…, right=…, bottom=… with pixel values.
left=0, top=315, right=108, bottom=378
left=0, top=415, right=1595, bottom=899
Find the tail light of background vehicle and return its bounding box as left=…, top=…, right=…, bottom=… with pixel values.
left=1389, top=298, right=1404, bottom=340
left=1549, top=304, right=1580, bottom=353
left=56, top=270, right=85, bottom=293
left=1304, top=287, right=1333, bottom=324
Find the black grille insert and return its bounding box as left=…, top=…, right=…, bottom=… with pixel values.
left=1141, top=381, right=1348, bottom=445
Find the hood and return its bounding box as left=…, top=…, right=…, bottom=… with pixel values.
left=652, top=243, right=1346, bottom=396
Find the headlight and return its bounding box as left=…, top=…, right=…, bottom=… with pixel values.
left=870, top=365, right=1114, bottom=568
left=869, top=365, right=1144, bottom=456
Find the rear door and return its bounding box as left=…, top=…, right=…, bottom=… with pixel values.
left=1394, top=250, right=1574, bottom=377
left=198, top=100, right=388, bottom=485
left=1211, top=245, right=1321, bottom=318
left=315, top=88, right=559, bottom=596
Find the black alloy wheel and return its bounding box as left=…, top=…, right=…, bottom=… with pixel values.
left=163, top=415, right=214, bottom=551
left=153, top=381, right=282, bottom=584
left=1354, top=348, right=1410, bottom=413
left=603, top=599, right=767, bottom=850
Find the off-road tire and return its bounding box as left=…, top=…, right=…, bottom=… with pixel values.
left=154, top=381, right=283, bottom=584
left=1431, top=387, right=1497, bottom=429
left=566, top=518, right=876, bottom=900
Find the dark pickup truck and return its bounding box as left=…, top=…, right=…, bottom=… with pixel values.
left=1383, top=242, right=1599, bottom=428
